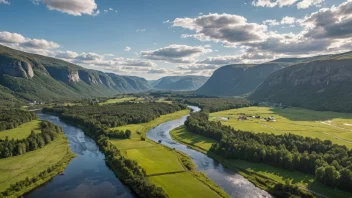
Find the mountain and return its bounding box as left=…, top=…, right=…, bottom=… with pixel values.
left=249, top=51, right=352, bottom=112
left=195, top=60, right=298, bottom=96
left=0, top=45, right=152, bottom=104
left=152, top=76, right=209, bottom=91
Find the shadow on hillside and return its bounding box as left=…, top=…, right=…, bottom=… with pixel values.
left=270, top=107, right=352, bottom=122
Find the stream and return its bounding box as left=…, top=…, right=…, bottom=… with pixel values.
left=146, top=106, right=272, bottom=198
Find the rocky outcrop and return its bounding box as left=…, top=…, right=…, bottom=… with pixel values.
left=0, top=56, right=34, bottom=79
left=46, top=67, right=80, bottom=83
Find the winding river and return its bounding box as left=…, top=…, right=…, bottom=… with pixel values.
left=26, top=113, right=135, bottom=198
left=26, top=107, right=271, bottom=198
left=147, top=106, right=272, bottom=198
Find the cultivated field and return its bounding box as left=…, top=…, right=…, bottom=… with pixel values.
left=110, top=110, right=228, bottom=197
left=0, top=134, right=74, bottom=193
left=170, top=126, right=352, bottom=198
left=0, top=120, right=41, bottom=140
left=210, top=106, right=352, bottom=148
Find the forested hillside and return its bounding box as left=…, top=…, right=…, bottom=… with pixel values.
left=0, top=45, right=152, bottom=105
left=152, top=76, right=209, bottom=91
left=250, top=51, right=352, bottom=112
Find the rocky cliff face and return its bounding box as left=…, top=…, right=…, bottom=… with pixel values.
left=0, top=56, right=34, bottom=79
left=250, top=58, right=352, bottom=112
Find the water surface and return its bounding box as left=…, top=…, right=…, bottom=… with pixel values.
left=146, top=106, right=272, bottom=198
left=26, top=113, right=134, bottom=198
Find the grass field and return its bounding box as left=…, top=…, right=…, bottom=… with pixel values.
left=210, top=106, right=352, bottom=148
left=0, top=134, right=74, bottom=194
left=99, top=97, right=137, bottom=105
left=149, top=172, right=224, bottom=198
left=0, top=120, right=41, bottom=140
left=109, top=109, right=228, bottom=197
left=170, top=126, right=352, bottom=198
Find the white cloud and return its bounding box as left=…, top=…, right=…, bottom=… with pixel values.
left=281, top=16, right=296, bottom=24
left=173, top=13, right=268, bottom=46
left=0, top=31, right=26, bottom=43
left=141, top=44, right=212, bottom=63
left=0, top=0, right=9, bottom=4
left=21, top=39, right=60, bottom=49
left=55, top=50, right=79, bottom=59
left=34, top=0, right=99, bottom=16
left=124, top=46, right=131, bottom=52
left=297, top=0, right=324, bottom=9
left=252, top=0, right=298, bottom=8
left=263, top=19, right=280, bottom=26
left=136, top=29, right=146, bottom=32
left=75, top=52, right=103, bottom=61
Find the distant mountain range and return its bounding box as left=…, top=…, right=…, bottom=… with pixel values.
left=249, top=51, right=352, bottom=112
left=150, top=76, right=209, bottom=91
left=0, top=45, right=152, bottom=104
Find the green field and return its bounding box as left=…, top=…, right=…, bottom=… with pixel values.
left=210, top=106, right=352, bottom=148
left=99, top=97, right=137, bottom=105
left=0, top=134, right=74, bottom=195
left=0, top=120, right=41, bottom=140
left=110, top=109, right=228, bottom=197
left=170, top=126, right=352, bottom=198
left=149, top=172, right=224, bottom=198
left=125, top=146, right=185, bottom=175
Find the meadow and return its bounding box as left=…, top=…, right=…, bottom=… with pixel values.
left=210, top=106, right=352, bottom=148
left=109, top=109, right=228, bottom=197
left=99, top=96, right=137, bottom=105
left=170, top=125, right=352, bottom=198
left=0, top=120, right=41, bottom=140
left=0, top=134, right=74, bottom=195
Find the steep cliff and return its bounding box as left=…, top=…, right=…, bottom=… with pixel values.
left=152, top=76, right=209, bottom=91
left=250, top=52, right=352, bottom=112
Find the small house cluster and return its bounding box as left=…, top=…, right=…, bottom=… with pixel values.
left=237, top=114, right=261, bottom=121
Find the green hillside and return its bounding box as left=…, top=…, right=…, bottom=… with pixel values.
left=152, top=75, right=209, bottom=91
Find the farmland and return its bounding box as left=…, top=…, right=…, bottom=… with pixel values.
left=110, top=109, right=228, bottom=197
left=0, top=134, right=74, bottom=196
left=99, top=96, right=137, bottom=105
left=210, top=106, right=352, bottom=148
left=0, top=120, right=41, bottom=140
left=170, top=126, right=352, bottom=198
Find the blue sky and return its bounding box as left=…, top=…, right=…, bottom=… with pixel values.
left=0, top=0, right=350, bottom=79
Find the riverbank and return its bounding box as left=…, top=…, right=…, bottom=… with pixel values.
left=111, top=109, right=230, bottom=198
left=170, top=126, right=352, bottom=198
left=0, top=133, right=75, bottom=198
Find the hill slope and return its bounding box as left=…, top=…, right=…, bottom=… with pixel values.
left=0, top=45, right=152, bottom=104
left=152, top=76, right=209, bottom=91
left=196, top=61, right=294, bottom=96
left=249, top=51, right=352, bottom=112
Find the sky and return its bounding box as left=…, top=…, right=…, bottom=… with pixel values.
left=0, top=0, right=351, bottom=80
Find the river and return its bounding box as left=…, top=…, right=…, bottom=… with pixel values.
left=146, top=106, right=272, bottom=198
left=26, top=113, right=135, bottom=198
left=27, top=107, right=271, bottom=198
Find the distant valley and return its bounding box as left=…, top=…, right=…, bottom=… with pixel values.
left=150, top=75, right=209, bottom=91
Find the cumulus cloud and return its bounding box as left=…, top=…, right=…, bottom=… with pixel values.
left=0, top=31, right=25, bottom=43
left=124, top=46, right=131, bottom=52
left=173, top=13, right=268, bottom=46
left=55, top=50, right=79, bottom=59
left=263, top=19, right=280, bottom=26
left=21, top=39, right=60, bottom=49
left=281, top=16, right=296, bottom=24
left=302, top=0, right=352, bottom=40
left=140, top=44, right=212, bottom=63
left=297, top=0, right=324, bottom=9
left=33, top=0, right=99, bottom=16
left=252, top=0, right=298, bottom=8
left=0, top=0, right=9, bottom=4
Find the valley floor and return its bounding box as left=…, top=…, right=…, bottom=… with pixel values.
left=210, top=106, right=352, bottom=148
left=110, top=110, right=229, bottom=198
left=170, top=126, right=352, bottom=198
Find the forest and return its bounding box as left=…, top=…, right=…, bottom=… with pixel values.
left=185, top=112, right=352, bottom=193
left=0, top=110, right=38, bottom=131
left=0, top=121, right=62, bottom=158
left=185, top=98, right=251, bottom=113
left=43, top=102, right=189, bottom=197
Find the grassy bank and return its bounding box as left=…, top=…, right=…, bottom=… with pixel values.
left=0, top=134, right=75, bottom=197
left=110, top=110, right=230, bottom=198
left=0, top=120, right=41, bottom=140
left=170, top=126, right=352, bottom=198
left=210, top=106, right=352, bottom=148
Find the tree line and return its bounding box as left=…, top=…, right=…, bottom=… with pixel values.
left=0, top=109, right=38, bottom=131
left=185, top=98, right=251, bottom=113
left=0, top=121, right=62, bottom=158
left=43, top=103, right=185, bottom=197
left=185, top=112, right=352, bottom=194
